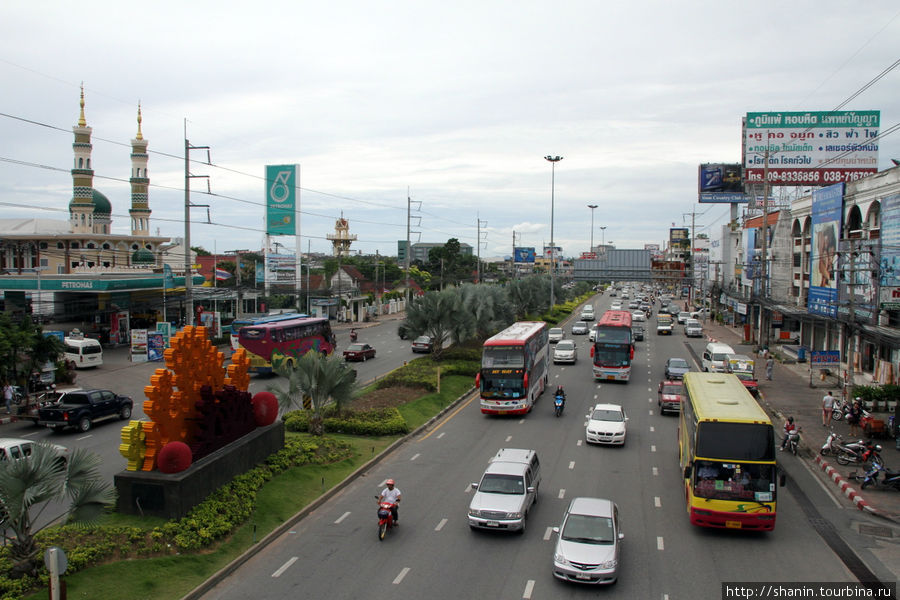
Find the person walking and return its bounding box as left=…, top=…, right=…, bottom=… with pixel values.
left=847, top=398, right=862, bottom=438
left=2, top=380, right=13, bottom=415
left=765, top=356, right=774, bottom=381
left=822, top=390, right=835, bottom=427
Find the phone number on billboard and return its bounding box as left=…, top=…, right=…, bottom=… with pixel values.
left=746, top=169, right=876, bottom=184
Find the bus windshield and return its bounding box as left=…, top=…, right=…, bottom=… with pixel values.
left=593, top=345, right=631, bottom=367
left=696, top=422, right=775, bottom=462
left=693, top=460, right=776, bottom=503
left=480, top=370, right=525, bottom=399
left=482, top=345, right=525, bottom=368
left=594, top=327, right=631, bottom=344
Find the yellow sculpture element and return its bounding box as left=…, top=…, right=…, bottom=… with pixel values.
left=119, top=420, right=146, bottom=471
left=119, top=325, right=250, bottom=472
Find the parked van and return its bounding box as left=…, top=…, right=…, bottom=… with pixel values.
left=580, top=305, right=595, bottom=321
left=468, top=448, right=542, bottom=532
left=701, top=342, right=735, bottom=373
left=64, top=337, right=103, bottom=369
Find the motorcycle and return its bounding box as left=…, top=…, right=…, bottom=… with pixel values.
left=821, top=431, right=874, bottom=465
left=349, top=330, right=358, bottom=342
left=785, top=427, right=802, bottom=456
left=554, top=394, right=565, bottom=417
left=830, top=397, right=850, bottom=421
left=375, top=496, right=397, bottom=540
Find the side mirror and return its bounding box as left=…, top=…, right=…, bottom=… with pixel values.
left=618, top=532, right=625, bottom=541
left=471, top=482, right=479, bottom=490
left=552, top=526, right=560, bottom=535
left=683, top=463, right=692, bottom=480
left=527, top=486, right=536, bottom=494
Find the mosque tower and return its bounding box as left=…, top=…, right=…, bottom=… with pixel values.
left=69, top=85, right=95, bottom=234
left=129, top=103, right=151, bottom=237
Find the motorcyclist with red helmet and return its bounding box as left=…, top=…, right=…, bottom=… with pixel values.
left=378, top=478, right=402, bottom=524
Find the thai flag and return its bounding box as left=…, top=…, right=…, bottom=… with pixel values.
left=215, top=268, right=231, bottom=281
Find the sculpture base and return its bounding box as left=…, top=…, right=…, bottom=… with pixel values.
left=114, top=422, right=285, bottom=520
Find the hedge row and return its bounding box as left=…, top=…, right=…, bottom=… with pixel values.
left=283, top=406, right=410, bottom=436
left=0, top=437, right=353, bottom=600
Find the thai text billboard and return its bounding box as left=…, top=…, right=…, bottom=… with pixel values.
left=744, top=111, right=879, bottom=186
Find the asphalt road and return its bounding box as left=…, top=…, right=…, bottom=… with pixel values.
left=195, top=297, right=877, bottom=600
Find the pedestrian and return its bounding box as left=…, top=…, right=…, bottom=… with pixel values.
left=765, top=356, right=774, bottom=381
left=822, top=390, right=835, bottom=427
left=847, top=398, right=861, bottom=438
left=2, top=379, right=13, bottom=415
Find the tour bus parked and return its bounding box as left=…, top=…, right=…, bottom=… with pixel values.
left=237, top=316, right=334, bottom=374
left=679, top=372, right=780, bottom=531
left=64, top=336, right=103, bottom=369
left=477, top=322, right=549, bottom=415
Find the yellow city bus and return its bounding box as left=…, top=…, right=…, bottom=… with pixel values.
left=679, top=372, right=780, bottom=531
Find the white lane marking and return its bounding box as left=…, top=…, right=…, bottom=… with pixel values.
left=437, top=432, right=445, bottom=439
left=272, top=556, right=298, bottom=578
left=577, top=439, right=583, bottom=446
left=654, top=496, right=661, bottom=508
left=558, top=488, right=566, bottom=499
left=649, top=410, right=654, bottom=416
left=435, top=518, right=448, bottom=531
left=648, top=387, right=652, bottom=392
left=568, top=461, right=575, bottom=470
left=465, top=482, right=474, bottom=493
left=649, top=397, right=653, bottom=403
left=543, top=526, right=553, bottom=541
left=506, top=435, right=513, bottom=442
left=519, top=419, right=525, bottom=424
left=523, top=579, right=536, bottom=599
left=657, top=536, right=665, bottom=550
left=76, top=435, right=93, bottom=442
left=334, top=511, right=350, bottom=524
left=393, top=567, right=410, bottom=584
left=653, top=467, right=659, bottom=476
left=410, top=453, right=420, bottom=461
left=651, top=445, right=657, bottom=452
left=650, top=426, right=655, bottom=432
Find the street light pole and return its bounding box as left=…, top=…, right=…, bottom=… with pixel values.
left=544, top=155, right=563, bottom=311
left=599, top=226, right=607, bottom=247
left=587, top=204, right=598, bottom=252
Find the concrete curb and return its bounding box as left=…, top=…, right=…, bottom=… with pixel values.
left=814, top=454, right=883, bottom=516
left=182, top=386, right=477, bottom=600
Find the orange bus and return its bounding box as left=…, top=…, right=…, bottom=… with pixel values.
left=590, top=310, right=633, bottom=381
left=476, top=321, right=549, bottom=415
left=237, top=316, right=334, bottom=374
left=679, top=372, right=780, bottom=531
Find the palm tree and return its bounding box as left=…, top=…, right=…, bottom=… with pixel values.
left=0, top=443, right=115, bottom=577
left=405, top=288, right=475, bottom=358
left=271, top=352, right=358, bottom=435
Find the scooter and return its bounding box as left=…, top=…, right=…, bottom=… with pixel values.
left=375, top=497, right=397, bottom=540
left=820, top=431, right=872, bottom=464
left=349, top=330, right=358, bottom=342
left=554, top=394, right=565, bottom=417
left=784, top=428, right=802, bottom=456
left=830, top=397, right=850, bottom=421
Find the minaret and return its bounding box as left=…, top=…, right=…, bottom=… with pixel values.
left=70, top=85, right=95, bottom=234
left=129, top=103, right=151, bottom=237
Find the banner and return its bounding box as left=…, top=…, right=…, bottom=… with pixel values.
left=147, top=332, right=165, bottom=362
left=265, top=164, right=298, bottom=235
left=131, top=329, right=148, bottom=363
left=808, top=183, right=843, bottom=318
left=698, top=163, right=746, bottom=203
left=514, top=247, right=536, bottom=263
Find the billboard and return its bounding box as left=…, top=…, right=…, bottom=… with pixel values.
left=669, top=228, right=690, bottom=250
left=514, top=247, right=536, bottom=263
left=744, top=111, right=879, bottom=186
left=265, top=164, right=298, bottom=235
left=698, top=163, right=746, bottom=203
left=808, top=183, right=843, bottom=318
left=543, top=246, right=562, bottom=259
left=879, top=193, right=900, bottom=309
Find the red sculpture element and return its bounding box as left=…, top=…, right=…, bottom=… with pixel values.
left=190, top=385, right=256, bottom=460
left=157, top=441, right=193, bottom=473
left=252, top=392, right=279, bottom=426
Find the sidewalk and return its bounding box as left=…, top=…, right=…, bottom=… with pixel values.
left=703, top=320, right=900, bottom=522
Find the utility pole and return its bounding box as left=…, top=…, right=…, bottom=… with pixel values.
left=183, top=123, right=210, bottom=327
left=404, top=190, right=421, bottom=304
left=477, top=217, right=488, bottom=283
left=759, top=148, right=771, bottom=348
left=544, top=155, right=563, bottom=311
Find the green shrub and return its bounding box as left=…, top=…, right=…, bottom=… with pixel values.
left=283, top=407, right=410, bottom=435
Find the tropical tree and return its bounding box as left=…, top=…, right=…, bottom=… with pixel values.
left=0, top=443, right=115, bottom=578
left=270, top=352, right=358, bottom=435
left=506, top=275, right=550, bottom=318
left=404, top=288, right=475, bottom=357
left=0, top=314, right=61, bottom=387
left=458, top=283, right=514, bottom=341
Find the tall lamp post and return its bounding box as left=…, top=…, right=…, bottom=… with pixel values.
left=544, top=155, right=563, bottom=310
left=599, top=226, right=607, bottom=247
left=587, top=204, right=598, bottom=252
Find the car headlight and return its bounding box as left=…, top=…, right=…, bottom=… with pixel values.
left=508, top=512, right=522, bottom=519
left=468, top=509, right=481, bottom=518
left=554, top=553, right=569, bottom=566
left=599, top=559, right=617, bottom=569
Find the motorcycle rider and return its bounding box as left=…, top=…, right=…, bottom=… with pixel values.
left=349, top=328, right=358, bottom=342
left=554, top=385, right=566, bottom=410
left=378, top=478, right=402, bottom=524
left=780, top=416, right=797, bottom=451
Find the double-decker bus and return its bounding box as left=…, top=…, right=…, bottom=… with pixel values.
left=477, top=321, right=549, bottom=415
left=237, top=316, right=334, bottom=374
left=590, top=310, right=633, bottom=381
left=228, top=312, right=306, bottom=351
left=679, top=372, right=780, bottom=531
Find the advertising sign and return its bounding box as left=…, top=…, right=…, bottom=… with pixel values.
left=669, top=228, right=689, bottom=250
left=147, top=332, right=165, bottom=362
left=131, top=329, right=148, bottom=363
left=543, top=246, right=562, bottom=259
left=808, top=184, right=843, bottom=318
left=265, top=164, right=298, bottom=236
left=698, top=163, right=746, bottom=203
left=744, top=111, right=879, bottom=186
left=880, top=193, right=900, bottom=309
left=581, top=252, right=597, bottom=259
left=810, top=350, right=841, bottom=367
left=514, top=247, right=536, bottom=263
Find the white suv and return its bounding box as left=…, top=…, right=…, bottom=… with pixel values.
left=468, top=449, right=541, bottom=533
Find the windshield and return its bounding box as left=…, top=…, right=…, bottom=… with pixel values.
left=593, top=346, right=630, bottom=367
left=591, top=408, right=624, bottom=422
left=697, top=422, right=775, bottom=461
left=549, top=328, right=563, bottom=336
left=347, top=344, right=366, bottom=351
left=556, top=341, right=575, bottom=351
left=481, top=370, right=525, bottom=399
left=668, top=359, right=688, bottom=369
left=595, top=327, right=630, bottom=343
left=661, top=384, right=682, bottom=395
left=562, top=514, right=614, bottom=544
left=482, top=346, right=525, bottom=368
left=478, top=473, right=525, bottom=494
left=693, top=460, right=777, bottom=503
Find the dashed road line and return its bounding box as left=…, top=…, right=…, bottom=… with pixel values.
left=334, top=511, right=350, bottom=524
left=558, top=488, right=566, bottom=499
left=506, top=435, right=513, bottom=442
left=653, top=466, right=659, bottom=476
left=654, top=496, right=661, bottom=508
left=651, top=444, right=657, bottom=452
left=568, top=461, right=575, bottom=469
left=523, top=579, right=536, bottom=599
left=657, top=536, right=664, bottom=550
left=437, top=432, right=445, bottom=439
left=410, top=453, right=420, bottom=461
left=272, top=557, right=298, bottom=578
left=543, top=527, right=553, bottom=541
left=435, top=518, right=448, bottom=531
left=393, top=567, right=410, bottom=584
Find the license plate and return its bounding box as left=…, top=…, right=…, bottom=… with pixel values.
left=576, top=574, right=592, bottom=580
left=725, top=520, right=742, bottom=529
left=485, top=521, right=500, bottom=527
left=606, top=376, right=615, bottom=381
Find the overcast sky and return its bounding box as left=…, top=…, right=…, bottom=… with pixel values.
left=2, top=1, right=899, bottom=261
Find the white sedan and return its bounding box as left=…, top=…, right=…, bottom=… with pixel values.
left=585, top=404, right=628, bottom=445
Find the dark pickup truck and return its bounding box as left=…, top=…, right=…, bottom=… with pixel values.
left=38, top=389, right=133, bottom=433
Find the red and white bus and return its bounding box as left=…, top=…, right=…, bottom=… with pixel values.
left=590, top=310, right=634, bottom=381
left=477, top=321, right=549, bottom=415
left=237, top=316, right=335, bottom=374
